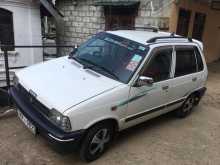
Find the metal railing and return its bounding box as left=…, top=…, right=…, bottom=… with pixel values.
left=0, top=45, right=75, bottom=89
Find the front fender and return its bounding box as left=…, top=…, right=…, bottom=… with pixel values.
left=83, top=115, right=120, bottom=130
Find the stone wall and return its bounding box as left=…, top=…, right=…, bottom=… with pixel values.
left=56, top=0, right=172, bottom=56
left=56, top=0, right=105, bottom=55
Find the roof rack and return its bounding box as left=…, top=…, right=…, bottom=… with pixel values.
left=112, top=26, right=159, bottom=32
left=147, top=33, right=193, bottom=43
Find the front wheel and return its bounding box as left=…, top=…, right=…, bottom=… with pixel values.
left=175, top=95, right=196, bottom=118
left=80, top=123, right=114, bottom=162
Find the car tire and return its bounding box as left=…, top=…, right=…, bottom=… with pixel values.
left=194, top=94, right=201, bottom=106
left=175, top=94, right=196, bottom=118
left=79, top=122, right=114, bottom=162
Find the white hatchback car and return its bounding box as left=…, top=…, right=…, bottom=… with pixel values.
left=10, top=28, right=208, bottom=162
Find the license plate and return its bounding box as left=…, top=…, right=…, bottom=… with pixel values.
left=17, top=110, right=36, bottom=135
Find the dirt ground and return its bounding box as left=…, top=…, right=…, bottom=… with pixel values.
left=1, top=62, right=220, bottom=165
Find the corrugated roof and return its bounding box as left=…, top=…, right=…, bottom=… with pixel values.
left=40, top=0, right=63, bottom=21
left=94, top=0, right=140, bottom=6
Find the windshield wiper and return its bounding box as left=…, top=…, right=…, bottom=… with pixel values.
left=69, top=56, right=83, bottom=65
left=77, top=58, right=97, bottom=69
left=79, top=58, right=120, bottom=81
left=94, top=65, right=120, bottom=81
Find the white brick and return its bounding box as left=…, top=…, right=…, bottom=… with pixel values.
left=76, top=27, right=82, bottom=33
left=72, top=11, right=78, bottom=16
left=75, top=17, right=82, bottom=22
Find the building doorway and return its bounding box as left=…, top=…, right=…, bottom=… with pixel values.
left=176, top=8, right=191, bottom=37
left=104, top=5, right=139, bottom=30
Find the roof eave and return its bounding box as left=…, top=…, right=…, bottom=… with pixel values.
left=40, top=0, right=63, bottom=21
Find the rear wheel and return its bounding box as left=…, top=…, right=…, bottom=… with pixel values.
left=175, top=95, right=196, bottom=118
left=194, top=94, right=201, bottom=106
left=80, top=123, right=114, bottom=162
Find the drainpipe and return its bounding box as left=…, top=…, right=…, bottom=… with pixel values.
left=150, top=1, right=154, bottom=16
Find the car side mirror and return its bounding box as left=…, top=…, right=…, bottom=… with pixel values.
left=135, top=76, right=154, bottom=87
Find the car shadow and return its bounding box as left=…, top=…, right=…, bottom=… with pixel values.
left=45, top=106, right=202, bottom=160
left=111, top=105, right=201, bottom=149
left=51, top=112, right=177, bottom=155
left=111, top=112, right=176, bottom=147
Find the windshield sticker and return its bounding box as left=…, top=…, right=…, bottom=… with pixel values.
left=126, top=55, right=142, bottom=71
left=104, top=37, right=134, bottom=51
left=132, top=54, right=142, bottom=62
left=126, top=61, right=139, bottom=71
left=138, top=46, right=146, bottom=51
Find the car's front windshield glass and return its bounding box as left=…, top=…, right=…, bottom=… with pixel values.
left=73, top=32, right=149, bottom=83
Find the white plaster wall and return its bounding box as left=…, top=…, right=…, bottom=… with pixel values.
left=0, top=0, right=43, bottom=68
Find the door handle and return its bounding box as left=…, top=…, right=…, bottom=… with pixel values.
left=192, top=77, right=197, bottom=82
left=162, top=85, right=169, bottom=90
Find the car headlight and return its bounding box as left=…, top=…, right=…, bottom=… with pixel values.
left=13, top=75, right=19, bottom=86
left=48, top=109, right=72, bottom=132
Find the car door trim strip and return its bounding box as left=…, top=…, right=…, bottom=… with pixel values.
left=125, top=98, right=185, bottom=122
left=115, top=87, right=157, bottom=108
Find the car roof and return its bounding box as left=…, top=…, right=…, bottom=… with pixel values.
left=106, top=30, right=204, bottom=51
left=107, top=30, right=173, bottom=45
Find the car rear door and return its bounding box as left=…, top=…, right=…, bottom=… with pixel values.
left=166, top=45, right=200, bottom=111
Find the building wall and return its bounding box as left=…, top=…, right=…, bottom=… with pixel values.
left=56, top=0, right=171, bottom=56
left=135, top=0, right=170, bottom=29
left=169, top=0, right=220, bottom=63
left=0, top=0, right=43, bottom=67
left=56, top=0, right=105, bottom=56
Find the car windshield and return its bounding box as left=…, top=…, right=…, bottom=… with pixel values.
left=73, top=32, right=149, bottom=83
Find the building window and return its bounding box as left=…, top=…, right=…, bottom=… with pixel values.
left=211, top=0, right=220, bottom=10
left=176, top=8, right=191, bottom=37
left=0, top=8, right=14, bottom=50
left=192, top=12, right=206, bottom=41
left=104, top=5, right=139, bottom=30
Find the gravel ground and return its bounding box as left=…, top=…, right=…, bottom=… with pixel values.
left=1, top=62, right=220, bottom=165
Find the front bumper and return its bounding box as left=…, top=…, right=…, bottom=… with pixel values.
left=9, top=87, right=85, bottom=147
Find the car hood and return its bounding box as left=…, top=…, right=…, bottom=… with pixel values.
left=16, top=57, right=122, bottom=113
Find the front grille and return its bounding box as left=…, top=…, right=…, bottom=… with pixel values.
left=16, top=84, right=50, bottom=117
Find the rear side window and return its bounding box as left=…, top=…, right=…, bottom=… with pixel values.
left=175, top=47, right=197, bottom=77
left=194, top=47, right=204, bottom=71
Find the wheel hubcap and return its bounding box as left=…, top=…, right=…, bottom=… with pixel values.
left=89, top=129, right=110, bottom=155
left=183, top=97, right=194, bottom=113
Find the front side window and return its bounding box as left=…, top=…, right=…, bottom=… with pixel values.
left=73, top=32, right=149, bottom=83
left=142, top=47, right=173, bottom=83
left=175, top=47, right=197, bottom=77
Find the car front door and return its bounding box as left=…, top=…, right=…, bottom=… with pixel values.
left=123, top=46, right=175, bottom=129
